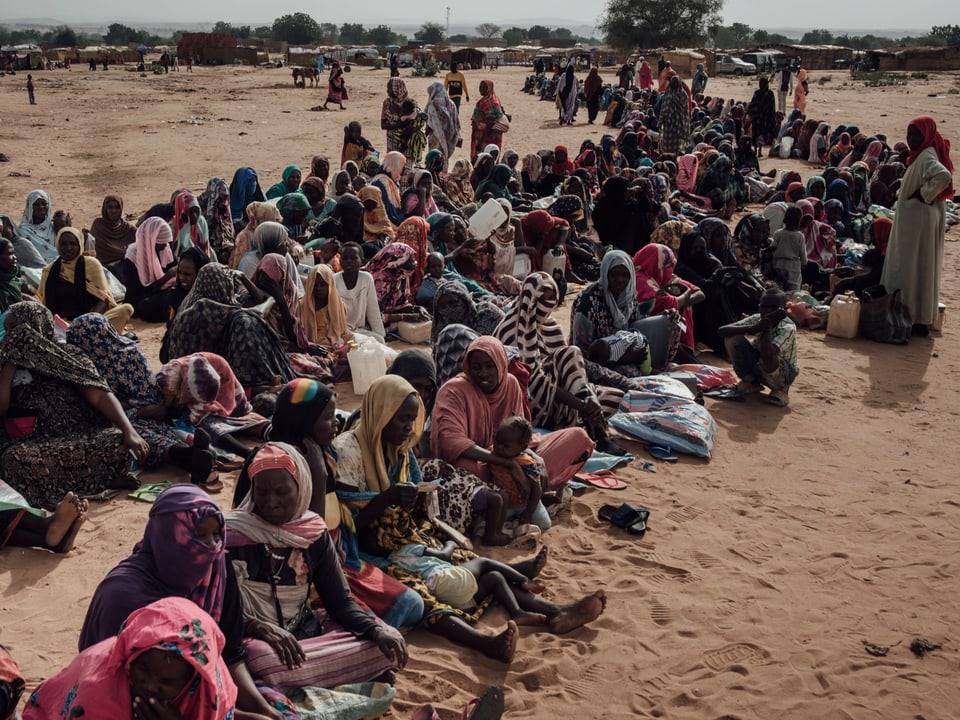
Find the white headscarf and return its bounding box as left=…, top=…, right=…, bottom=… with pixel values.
left=18, top=189, right=58, bottom=263
left=598, top=249, right=637, bottom=330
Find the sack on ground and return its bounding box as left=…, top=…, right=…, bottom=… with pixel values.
left=859, top=285, right=911, bottom=344
left=611, top=391, right=718, bottom=459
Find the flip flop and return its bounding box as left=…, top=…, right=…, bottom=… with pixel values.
left=647, top=445, right=678, bottom=462
left=599, top=503, right=650, bottom=529
left=575, top=470, right=627, bottom=490
left=129, top=481, right=173, bottom=503
left=462, top=686, right=505, bottom=720
left=196, top=472, right=224, bottom=494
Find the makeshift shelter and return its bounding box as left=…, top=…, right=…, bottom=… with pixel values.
left=660, top=48, right=706, bottom=77
left=451, top=48, right=484, bottom=69
left=178, top=32, right=236, bottom=62
left=765, top=43, right=851, bottom=70
left=868, top=46, right=960, bottom=72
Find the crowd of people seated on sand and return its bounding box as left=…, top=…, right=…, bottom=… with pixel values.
left=0, top=67, right=953, bottom=719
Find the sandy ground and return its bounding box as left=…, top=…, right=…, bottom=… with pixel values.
left=1, top=63, right=960, bottom=719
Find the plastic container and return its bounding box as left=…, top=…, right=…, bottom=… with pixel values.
left=513, top=253, right=532, bottom=278
left=778, top=136, right=794, bottom=159
left=347, top=341, right=387, bottom=394
left=933, top=303, right=946, bottom=332
left=543, top=246, right=567, bottom=277
left=826, top=292, right=860, bottom=339
left=398, top=320, right=431, bottom=344
left=468, top=198, right=508, bottom=239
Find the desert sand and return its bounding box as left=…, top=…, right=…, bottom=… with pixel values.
left=1, top=62, right=960, bottom=719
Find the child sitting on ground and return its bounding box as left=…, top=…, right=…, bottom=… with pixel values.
left=586, top=329, right=652, bottom=376
left=718, top=287, right=798, bottom=407
left=771, top=205, right=806, bottom=291
left=388, top=540, right=548, bottom=625
left=391, top=99, right=428, bottom=165
left=487, top=416, right=551, bottom=532
left=415, top=252, right=447, bottom=308
left=340, top=121, right=377, bottom=167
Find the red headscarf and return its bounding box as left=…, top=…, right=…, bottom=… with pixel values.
left=906, top=116, right=954, bottom=201
left=633, top=243, right=676, bottom=305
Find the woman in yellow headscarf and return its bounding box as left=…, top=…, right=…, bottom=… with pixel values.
left=37, top=227, right=133, bottom=333
left=301, top=263, right=350, bottom=350
left=229, top=201, right=282, bottom=269
left=357, top=186, right=397, bottom=242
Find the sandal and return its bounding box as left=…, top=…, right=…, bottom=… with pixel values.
left=462, top=686, right=504, bottom=720
left=598, top=503, right=650, bottom=529
left=574, top=469, right=628, bottom=490
left=196, top=471, right=224, bottom=494
left=646, top=445, right=678, bottom=462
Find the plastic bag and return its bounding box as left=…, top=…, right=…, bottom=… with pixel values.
left=611, top=391, right=718, bottom=458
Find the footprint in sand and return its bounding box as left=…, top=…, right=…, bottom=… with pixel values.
left=665, top=505, right=704, bottom=523
left=650, top=598, right=672, bottom=626
left=695, top=552, right=721, bottom=568
left=703, top=643, right=772, bottom=672
left=729, top=541, right=778, bottom=564
left=565, top=664, right=604, bottom=699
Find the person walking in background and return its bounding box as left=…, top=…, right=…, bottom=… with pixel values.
left=583, top=65, right=602, bottom=125
left=444, top=61, right=469, bottom=111
left=26, top=74, right=35, bottom=105
left=775, top=65, right=792, bottom=115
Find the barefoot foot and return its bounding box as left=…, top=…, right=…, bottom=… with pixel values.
left=513, top=546, right=549, bottom=580
left=513, top=611, right=547, bottom=627
left=45, top=492, right=80, bottom=548
left=54, top=495, right=88, bottom=553
left=484, top=620, right=518, bottom=662
left=547, top=590, right=607, bottom=634
left=482, top=532, right=512, bottom=547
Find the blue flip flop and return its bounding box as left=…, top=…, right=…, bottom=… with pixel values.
left=647, top=445, right=678, bottom=462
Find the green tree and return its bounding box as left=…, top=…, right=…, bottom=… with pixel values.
left=552, top=27, right=573, bottom=39
left=752, top=30, right=793, bottom=46
left=366, top=25, right=399, bottom=46
left=800, top=29, right=834, bottom=45
left=502, top=27, right=528, bottom=46
left=415, top=22, right=445, bottom=44
left=339, top=23, right=366, bottom=45
left=930, top=24, right=960, bottom=46
left=527, top=25, right=551, bottom=40
left=600, top=0, right=723, bottom=50
left=272, top=13, right=320, bottom=44
left=10, top=28, right=42, bottom=44
left=475, top=23, right=502, bottom=39
left=50, top=25, right=77, bottom=47
left=253, top=26, right=273, bottom=39
left=104, top=23, right=139, bottom=44
left=730, top=22, right=752, bottom=49
left=448, top=33, right=469, bottom=43
left=318, top=23, right=338, bottom=44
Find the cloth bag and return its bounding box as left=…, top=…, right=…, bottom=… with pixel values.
left=858, top=285, right=911, bottom=345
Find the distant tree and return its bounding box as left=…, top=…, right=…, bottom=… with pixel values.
left=447, top=33, right=470, bottom=44
left=502, top=27, right=527, bottom=46
left=930, top=24, right=960, bottom=46
left=10, top=28, right=42, bottom=44
left=800, top=29, right=834, bottom=45
left=272, top=13, right=320, bottom=44
left=600, top=0, right=723, bottom=50
left=105, top=23, right=139, bottom=45
left=730, top=22, right=752, bottom=49
left=212, top=21, right=235, bottom=35
left=415, top=22, right=445, bottom=44
left=366, top=25, right=400, bottom=47
left=834, top=33, right=880, bottom=50
left=318, top=23, right=338, bottom=44
left=552, top=28, right=573, bottom=39
left=475, top=23, right=502, bottom=39
left=527, top=25, right=551, bottom=40
left=339, top=23, right=366, bottom=45
left=171, top=30, right=188, bottom=43
left=253, top=26, right=272, bottom=39
left=50, top=25, right=77, bottom=47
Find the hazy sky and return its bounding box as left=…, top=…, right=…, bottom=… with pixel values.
left=1, top=0, right=941, bottom=31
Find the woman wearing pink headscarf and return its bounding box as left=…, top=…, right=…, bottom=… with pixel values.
left=118, top=216, right=177, bottom=322
left=793, top=68, right=808, bottom=115
left=633, top=243, right=704, bottom=353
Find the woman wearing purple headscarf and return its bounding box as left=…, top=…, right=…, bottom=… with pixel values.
left=79, top=485, right=289, bottom=720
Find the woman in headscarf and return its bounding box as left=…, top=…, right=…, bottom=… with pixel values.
left=167, top=263, right=297, bottom=390
left=324, top=61, right=348, bottom=110
left=731, top=213, right=771, bottom=277
left=0, top=302, right=148, bottom=511
left=692, top=63, right=708, bottom=97
left=881, top=116, right=954, bottom=334
left=797, top=199, right=837, bottom=273
left=425, top=81, right=461, bottom=167
left=808, top=122, right=830, bottom=164
left=36, top=227, right=133, bottom=334
left=265, top=165, right=302, bottom=200
left=198, top=176, right=235, bottom=262
left=747, top=77, right=777, bottom=158
left=358, top=184, right=397, bottom=244
left=116, top=216, right=177, bottom=322
left=658, top=76, right=692, bottom=157
left=158, top=248, right=210, bottom=363
left=633, top=243, right=704, bottom=356
left=16, top=189, right=58, bottom=268
left=253, top=253, right=333, bottom=381
left=402, top=169, right=440, bottom=218
left=276, top=192, right=312, bottom=239
left=237, top=221, right=300, bottom=293
left=371, top=151, right=407, bottom=226
left=226, top=441, right=407, bottom=689
left=364, top=242, right=427, bottom=324
left=229, top=201, right=282, bottom=269
left=696, top=155, right=745, bottom=218
left=89, top=195, right=136, bottom=267
left=172, top=190, right=212, bottom=259
left=583, top=65, right=603, bottom=124
left=445, top=157, right=475, bottom=207
left=0, top=238, right=22, bottom=315
left=301, top=263, right=350, bottom=359
left=470, top=152, right=495, bottom=191
left=826, top=131, right=853, bottom=167
left=381, top=76, right=409, bottom=152
left=431, top=279, right=504, bottom=342
left=228, top=166, right=265, bottom=222
left=593, top=176, right=658, bottom=255
left=556, top=64, right=578, bottom=125
left=793, top=68, right=808, bottom=115
left=474, top=164, right=519, bottom=204
left=66, top=314, right=214, bottom=483
left=25, top=598, right=237, bottom=720
left=495, top=272, right=626, bottom=453
left=470, top=79, right=508, bottom=160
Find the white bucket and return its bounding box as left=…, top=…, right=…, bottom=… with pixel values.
left=468, top=198, right=508, bottom=239
left=347, top=341, right=387, bottom=394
